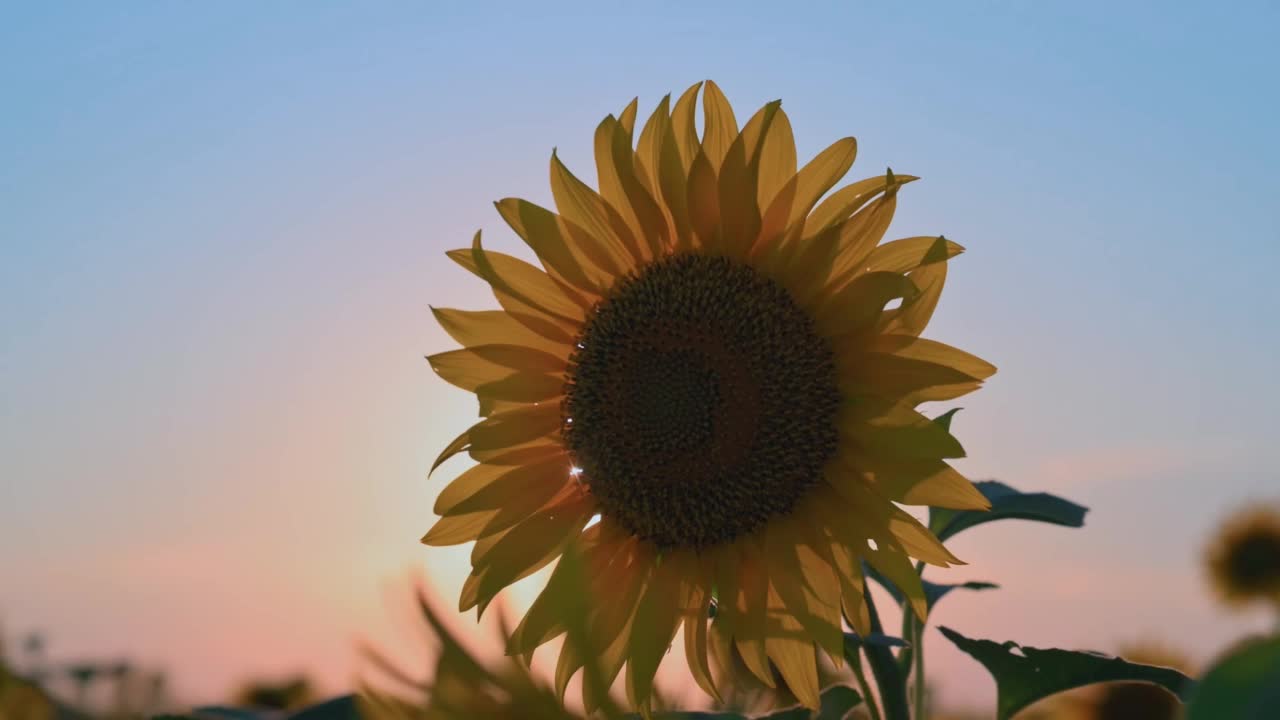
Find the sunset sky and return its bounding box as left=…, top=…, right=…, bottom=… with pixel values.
left=3, top=1, right=1278, bottom=712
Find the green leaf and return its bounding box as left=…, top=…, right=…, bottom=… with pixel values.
left=288, top=695, right=362, bottom=720
left=938, top=626, right=1195, bottom=720
left=866, top=564, right=999, bottom=613
left=928, top=480, right=1088, bottom=542
left=931, top=408, right=961, bottom=431
left=923, top=579, right=999, bottom=608
left=1186, top=636, right=1280, bottom=719
left=842, top=632, right=909, bottom=652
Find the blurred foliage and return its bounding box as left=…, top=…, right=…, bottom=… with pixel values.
left=232, top=676, right=316, bottom=711
left=1185, top=634, right=1280, bottom=720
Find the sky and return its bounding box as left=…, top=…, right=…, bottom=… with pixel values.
left=2, top=0, right=1278, bottom=712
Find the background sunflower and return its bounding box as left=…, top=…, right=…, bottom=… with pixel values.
left=1205, top=503, right=1280, bottom=610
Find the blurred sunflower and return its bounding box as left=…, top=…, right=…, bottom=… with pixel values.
left=424, top=80, right=994, bottom=712
left=1205, top=503, right=1280, bottom=608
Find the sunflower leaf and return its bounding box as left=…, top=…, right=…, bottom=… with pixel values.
left=1186, top=636, right=1280, bottom=719
left=866, top=564, right=999, bottom=611
left=842, top=631, right=910, bottom=651
left=931, top=407, right=961, bottom=431
left=928, top=480, right=1087, bottom=542
left=938, top=626, right=1195, bottom=720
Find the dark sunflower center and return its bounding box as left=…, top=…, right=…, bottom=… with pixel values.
left=561, top=254, right=841, bottom=549
left=1228, top=532, right=1280, bottom=591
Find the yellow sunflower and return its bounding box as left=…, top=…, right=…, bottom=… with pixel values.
left=424, top=80, right=995, bottom=713
left=1205, top=503, right=1280, bottom=609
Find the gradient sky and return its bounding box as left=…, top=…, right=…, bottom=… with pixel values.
left=3, top=0, right=1278, bottom=712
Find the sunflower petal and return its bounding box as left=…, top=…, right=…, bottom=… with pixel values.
left=440, top=454, right=572, bottom=517
left=555, top=532, right=645, bottom=696
left=860, top=457, right=990, bottom=510
left=820, top=192, right=900, bottom=295
left=817, top=485, right=928, bottom=620
left=755, top=108, right=797, bottom=217
left=700, top=79, right=739, bottom=171
left=508, top=529, right=621, bottom=659
left=841, top=402, right=967, bottom=460
left=815, top=271, right=918, bottom=338
left=434, top=462, right=508, bottom=515
left=659, top=115, right=694, bottom=253
left=759, top=137, right=857, bottom=246
left=828, top=535, right=872, bottom=636
left=554, top=632, right=583, bottom=703
left=431, top=425, right=473, bottom=475
left=717, top=101, right=779, bottom=259
left=864, top=541, right=928, bottom=621
left=723, top=541, right=774, bottom=687
left=882, top=261, right=947, bottom=337
left=805, top=174, right=918, bottom=243
left=634, top=94, right=672, bottom=196
left=764, top=514, right=844, bottom=665
left=838, top=350, right=983, bottom=397
left=886, top=504, right=963, bottom=567
left=618, top=97, right=638, bottom=137
left=428, top=344, right=565, bottom=385
left=764, top=584, right=822, bottom=710
left=549, top=151, right=646, bottom=267
left=422, top=508, right=501, bottom=546
left=671, top=81, right=703, bottom=172
left=468, top=490, right=593, bottom=613
left=430, top=399, right=560, bottom=474
left=431, top=307, right=573, bottom=358
left=583, top=543, right=654, bottom=713
left=680, top=568, right=720, bottom=702
left=448, top=231, right=586, bottom=324
left=595, top=115, right=667, bottom=260
left=862, top=235, right=962, bottom=275
left=494, top=198, right=619, bottom=294
left=626, top=552, right=686, bottom=711
left=869, top=335, right=996, bottom=380
left=686, top=148, right=720, bottom=250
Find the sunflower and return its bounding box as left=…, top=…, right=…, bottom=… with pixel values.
left=1205, top=503, right=1280, bottom=609
left=424, top=80, right=995, bottom=713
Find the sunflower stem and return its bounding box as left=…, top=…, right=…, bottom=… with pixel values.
left=910, top=560, right=928, bottom=720
left=911, top=613, right=926, bottom=719
left=850, top=656, right=884, bottom=720
left=862, top=583, right=911, bottom=720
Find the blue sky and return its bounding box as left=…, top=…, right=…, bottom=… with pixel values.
left=2, top=0, right=1278, bottom=710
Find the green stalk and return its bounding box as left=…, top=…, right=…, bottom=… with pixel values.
left=910, top=560, right=928, bottom=719
left=849, top=653, right=884, bottom=720
left=861, top=583, right=911, bottom=720
left=911, top=613, right=926, bottom=718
